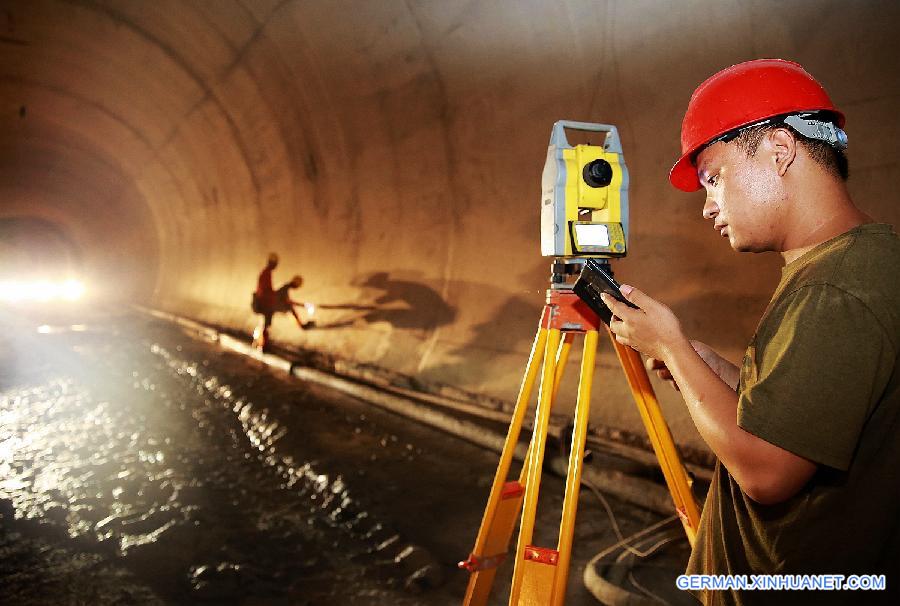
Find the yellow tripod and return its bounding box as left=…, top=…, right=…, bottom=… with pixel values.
left=459, top=277, right=701, bottom=605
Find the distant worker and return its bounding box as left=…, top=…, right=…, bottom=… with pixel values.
left=251, top=253, right=312, bottom=352
left=251, top=252, right=279, bottom=351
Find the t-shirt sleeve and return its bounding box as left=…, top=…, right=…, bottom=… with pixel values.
left=737, top=284, right=891, bottom=471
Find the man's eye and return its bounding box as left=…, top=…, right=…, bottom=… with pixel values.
left=706, top=173, right=719, bottom=186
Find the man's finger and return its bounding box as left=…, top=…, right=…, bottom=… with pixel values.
left=600, top=292, right=634, bottom=319
left=646, top=357, right=666, bottom=371
left=608, top=315, right=630, bottom=339
left=618, top=284, right=654, bottom=309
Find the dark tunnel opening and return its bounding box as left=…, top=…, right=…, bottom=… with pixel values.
left=0, top=216, right=83, bottom=280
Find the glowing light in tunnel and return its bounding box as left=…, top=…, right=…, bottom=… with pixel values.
left=0, top=279, right=86, bottom=303
left=61, top=279, right=86, bottom=300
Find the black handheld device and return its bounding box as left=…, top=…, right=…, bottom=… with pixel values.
left=573, top=259, right=639, bottom=325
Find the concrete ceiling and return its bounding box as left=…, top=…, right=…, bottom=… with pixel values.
left=2, top=0, right=899, bottom=449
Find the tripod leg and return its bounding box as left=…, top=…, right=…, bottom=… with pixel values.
left=516, top=331, right=574, bottom=487
left=552, top=329, right=598, bottom=604
left=607, top=330, right=701, bottom=545
left=552, top=333, right=574, bottom=403
left=509, top=328, right=562, bottom=604
left=461, top=324, right=548, bottom=606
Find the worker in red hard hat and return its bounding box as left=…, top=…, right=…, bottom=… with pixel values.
left=601, top=59, right=900, bottom=605
left=251, top=255, right=313, bottom=352
left=251, top=253, right=279, bottom=351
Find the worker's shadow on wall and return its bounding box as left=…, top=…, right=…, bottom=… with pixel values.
left=353, top=271, right=457, bottom=331
left=310, top=303, right=376, bottom=329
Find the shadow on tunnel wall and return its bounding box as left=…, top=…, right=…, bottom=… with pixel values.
left=293, top=265, right=545, bottom=390
left=308, top=271, right=457, bottom=332
left=355, top=271, right=457, bottom=331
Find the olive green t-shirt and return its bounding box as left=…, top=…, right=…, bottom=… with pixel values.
left=686, top=223, right=900, bottom=606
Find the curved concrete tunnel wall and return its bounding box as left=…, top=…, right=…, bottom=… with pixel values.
left=3, top=0, right=899, bottom=451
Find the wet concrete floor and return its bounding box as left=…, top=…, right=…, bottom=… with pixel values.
left=0, top=306, right=693, bottom=605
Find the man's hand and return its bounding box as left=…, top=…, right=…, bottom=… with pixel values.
left=646, top=356, right=680, bottom=391
left=600, top=285, right=689, bottom=362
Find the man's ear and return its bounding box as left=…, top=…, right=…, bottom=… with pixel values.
left=767, top=128, right=797, bottom=177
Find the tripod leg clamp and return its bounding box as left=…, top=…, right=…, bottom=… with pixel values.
left=458, top=552, right=508, bottom=572
left=524, top=545, right=559, bottom=566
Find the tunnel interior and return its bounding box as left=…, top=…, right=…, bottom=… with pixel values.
left=1, top=1, right=900, bottom=604
left=4, top=1, right=900, bottom=448
left=5, top=0, right=899, bottom=451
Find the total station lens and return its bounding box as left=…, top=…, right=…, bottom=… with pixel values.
left=583, top=159, right=613, bottom=188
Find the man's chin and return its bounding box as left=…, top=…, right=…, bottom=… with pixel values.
left=729, top=234, right=750, bottom=252
left=718, top=230, right=768, bottom=253
left=732, top=239, right=770, bottom=254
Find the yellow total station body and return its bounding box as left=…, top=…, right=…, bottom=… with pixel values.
left=540, top=121, right=629, bottom=259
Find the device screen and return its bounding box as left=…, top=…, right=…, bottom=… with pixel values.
left=573, top=223, right=610, bottom=247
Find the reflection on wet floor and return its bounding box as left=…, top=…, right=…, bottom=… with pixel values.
left=0, top=309, right=689, bottom=605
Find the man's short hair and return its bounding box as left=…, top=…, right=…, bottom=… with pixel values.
left=734, top=124, right=849, bottom=181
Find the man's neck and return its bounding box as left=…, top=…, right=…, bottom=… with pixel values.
left=779, top=179, right=871, bottom=265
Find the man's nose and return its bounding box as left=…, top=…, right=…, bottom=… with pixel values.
left=702, top=196, right=719, bottom=220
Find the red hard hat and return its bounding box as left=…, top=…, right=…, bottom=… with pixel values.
left=669, top=59, right=845, bottom=192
